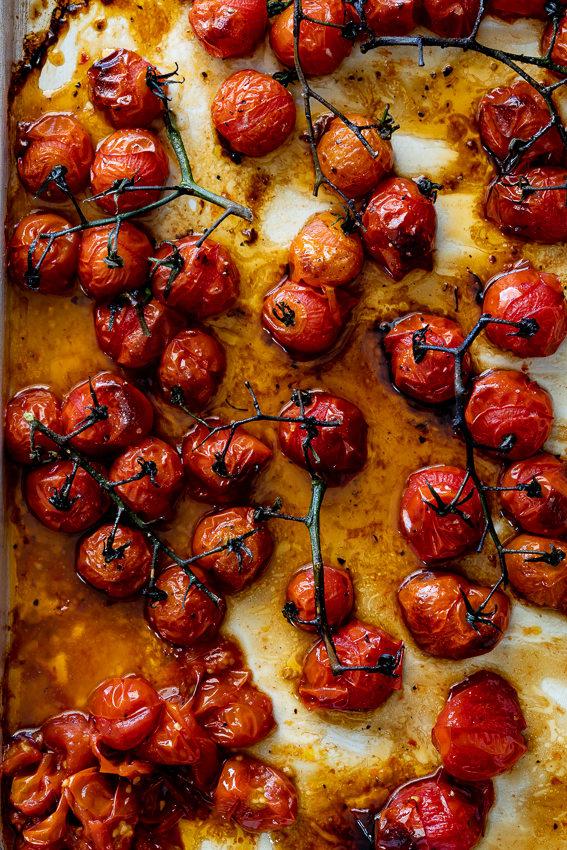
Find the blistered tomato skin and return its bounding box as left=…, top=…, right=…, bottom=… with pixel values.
left=400, top=466, right=484, bottom=563
left=506, top=533, right=567, bottom=611
left=78, top=223, right=152, bottom=301
left=213, top=757, right=298, bottom=832
left=134, top=700, right=213, bottom=765
left=66, top=770, right=139, bottom=850
left=17, top=114, right=93, bottom=199
left=41, top=713, right=97, bottom=775
left=5, top=387, right=62, bottom=465
left=289, top=212, right=364, bottom=288
left=486, top=166, right=567, bottom=242
left=398, top=571, right=510, bottom=659
left=88, top=49, right=163, bottom=129
left=489, top=0, right=552, bottom=19
left=9, top=753, right=64, bottom=817
left=89, top=676, right=162, bottom=751
left=465, top=370, right=554, bottom=460
left=299, top=619, right=404, bottom=711
left=360, top=0, right=422, bottom=36
left=501, top=454, right=567, bottom=536
left=9, top=213, right=80, bottom=295
left=542, top=11, right=567, bottom=72
left=193, top=669, right=275, bottom=746
left=286, top=565, right=354, bottom=631
left=189, top=0, right=268, bottom=59
left=158, top=329, right=226, bottom=412
left=95, top=297, right=186, bottom=370
left=211, top=70, right=296, bottom=157
left=147, top=564, right=226, bottom=646
left=362, top=177, right=437, bottom=280
left=26, top=461, right=110, bottom=533
left=270, top=0, right=353, bottom=76
left=421, top=0, right=481, bottom=37
left=77, top=524, right=153, bottom=598
left=109, top=437, right=184, bottom=523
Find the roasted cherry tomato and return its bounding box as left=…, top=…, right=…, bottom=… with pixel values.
left=360, top=0, right=422, bottom=36
left=398, top=570, right=510, bottom=659
left=465, top=370, right=554, bottom=460
left=90, top=129, right=169, bottom=214
left=151, top=235, right=239, bottom=319
left=78, top=223, right=152, bottom=301
left=158, top=329, right=226, bottom=412
left=486, top=166, right=567, bottom=242
left=421, top=0, right=481, bottom=37
left=89, top=676, right=162, bottom=750
left=362, top=177, right=437, bottom=279
left=77, top=523, right=153, bottom=598
left=317, top=113, right=394, bottom=200
left=542, top=10, right=567, bottom=72
left=88, top=49, right=163, bottom=129
left=501, top=453, right=567, bottom=536
left=299, top=619, right=403, bottom=711
left=262, top=278, right=357, bottom=359
left=270, top=0, right=353, bottom=76
left=95, top=296, right=186, bottom=370
left=134, top=773, right=187, bottom=835
left=506, top=532, right=567, bottom=610
left=193, top=669, right=275, bottom=746
left=182, top=419, right=271, bottom=507
left=279, top=391, right=367, bottom=487
left=17, top=113, right=93, bottom=199
left=488, top=0, right=551, bottom=19
left=211, top=70, right=296, bottom=157
left=213, top=756, right=298, bottom=833
left=109, top=436, right=184, bottom=523
left=21, top=790, right=70, bottom=847
left=375, top=768, right=494, bottom=850
left=189, top=0, right=268, bottom=59
left=0, top=736, right=42, bottom=778
left=289, top=211, right=364, bottom=288
left=432, top=670, right=526, bottom=781
left=192, top=506, right=273, bottom=591
left=5, top=387, right=62, bottom=465
left=26, top=461, right=109, bottom=533
left=286, top=564, right=354, bottom=632
left=9, top=753, right=63, bottom=817
left=8, top=213, right=80, bottom=295
left=384, top=313, right=469, bottom=404
left=135, top=700, right=210, bottom=765
left=41, top=712, right=97, bottom=775
left=400, top=466, right=483, bottom=563
left=66, top=769, right=139, bottom=850
left=62, top=372, right=154, bottom=457
left=147, top=564, right=226, bottom=646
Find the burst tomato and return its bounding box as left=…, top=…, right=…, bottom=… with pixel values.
left=5, top=387, right=62, bottom=465
left=506, top=532, right=567, bottom=610
left=95, top=296, right=186, bottom=369
left=147, top=564, right=226, bottom=646
left=22, top=791, right=70, bottom=847
left=89, top=49, right=163, bottom=129
left=89, top=676, right=162, bottom=750
left=41, top=712, right=97, bottom=775
left=213, top=756, right=298, bottom=832
left=17, top=113, right=93, bottom=199
left=286, top=564, right=354, bottom=632
left=0, top=736, right=42, bottom=777
left=421, top=0, right=481, bottom=37
left=542, top=10, right=567, bottom=71
left=270, top=0, right=353, bottom=76
left=8, top=213, right=80, bottom=295
left=501, top=453, right=567, bottom=536
left=135, top=701, right=210, bottom=765
left=78, top=223, right=152, bottom=301
left=158, top=329, right=226, bottom=412
left=488, top=0, right=553, bottom=19
left=189, top=0, right=268, bottom=59
left=289, top=211, right=364, bottom=288
left=465, top=370, right=554, bottom=460
left=26, top=461, right=109, bottom=533
left=193, top=669, right=275, bottom=746
left=361, top=0, right=422, bottom=36
left=109, top=436, right=184, bottom=523
left=66, top=769, right=139, bottom=850
left=77, top=523, right=153, bottom=598
left=9, top=753, right=63, bottom=817
left=486, top=166, right=567, bottom=242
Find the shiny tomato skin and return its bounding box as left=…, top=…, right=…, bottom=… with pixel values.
left=151, top=235, right=239, bottom=319
left=486, top=166, right=567, bottom=242
left=88, top=49, right=163, bottom=129
left=158, top=329, right=226, bottom=412
left=17, top=113, right=93, bottom=199
left=465, top=370, right=554, bottom=460
left=211, top=70, right=296, bottom=157
left=90, top=129, right=169, bottom=214
left=384, top=313, right=470, bottom=404
left=192, top=506, right=273, bottom=591
left=421, top=0, right=481, bottom=37
left=41, top=712, right=97, bottom=775
left=213, top=756, right=298, bottom=832
left=26, top=461, right=109, bottom=533
left=270, top=0, right=353, bottom=76
left=109, top=436, right=184, bottom=523
left=66, top=769, right=139, bottom=850
left=362, top=177, right=437, bottom=280
left=76, top=523, right=153, bottom=598
left=193, top=669, right=275, bottom=746
left=279, top=391, right=367, bottom=487
left=361, top=0, right=422, bottom=36
left=401, top=466, right=483, bottom=563
left=0, top=736, right=43, bottom=778
left=78, top=223, right=152, bottom=301
left=506, top=532, right=567, bottom=611
left=8, top=213, right=80, bottom=295
left=134, top=701, right=209, bottom=765
left=299, top=619, right=404, bottom=711
left=61, top=372, right=154, bottom=457
left=9, top=753, right=63, bottom=817
left=488, top=0, right=553, bottom=19
left=318, top=113, right=394, bottom=200
left=89, top=675, right=162, bottom=751
left=147, top=564, right=226, bottom=646
left=5, top=387, right=62, bottom=465
left=542, top=11, right=567, bottom=71
left=501, top=453, right=567, bottom=536
left=286, top=565, right=354, bottom=632
left=398, top=571, right=509, bottom=660
left=182, top=419, right=272, bottom=507
left=289, top=211, right=364, bottom=288
left=189, top=0, right=268, bottom=59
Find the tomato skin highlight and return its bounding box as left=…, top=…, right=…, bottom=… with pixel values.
left=78, top=223, right=152, bottom=301
left=189, top=0, right=268, bottom=59
left=134, top=700, right=211, bottom=765
left=109, top=437, right=184, bottom=523
left=77, top=524, right=153, bottom=598
left=213, top=756, right=298, bottom=832
left=158, top=329, right=226, bottom=413
left=66, top=768, right=140, bottom=850
left=26, top=461, right=110, bottom=533
left=5, top=386, right=62, bottom=465
left=286, top=565, right=354, bottom=632
left=500, top=453, right=567, bottom=536
left=421, top=0, right=481, bottom=37
left=88, top=676, right=162, bottom=751
left=88, top=48, right=163, bottom=129
left=9, top=753, right=64, bottom=817
left=17, top=113, right=93, bottom=199
left=193, top=669, right=275, bottom=746
left=506, top=533, right=567, bottom=611
left=289, top=211, right=364, bottom=288
left=147, top=564, right=226, bottom=646
left=360, top=0, right=422, bottom=36
left=41, top=712, right=98, bottom=775
left=270, top=0, right=353, bottom=76
left=95, top=297, right=186, bottom=370
left=9, top=213, right=80, bottom=295
left=486, top=166, right=567, bottom=242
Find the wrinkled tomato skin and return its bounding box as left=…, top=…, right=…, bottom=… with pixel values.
left=193, top=669, right=275, bottom=747
left=192, top=506, right=273, bottom=591
left=147, top=564, right=226, bottom=646
left=211, top=70, right=296, bottom=157
left=26, top=461, right=110, bottom=533
left=182, top=419, right=272, bottom=507
left=78, top=223, right=152, bottom=301
left=9, top=753, right=63, bottom=817
left=506, top=533, right=567, bottom=611
left=361, top=0, right=422, bottom=36
left=375, top=768, right=494, bottom=850
left=488, top=0, right=552, bottom=19
left=189, top=0, right=268, bottom=59
left=151, top=235, right=239, bottom=319
left=95, top=297, right=186, bottom=370
left=109, top=437, right=185, bottom=523
left=401, top=466, right=483, bottom=563
left=270, top=0, right=353, bottom=76
left=17, top=113, right=93, bottom=199
left=5, top=387, right=62, bottom=465
left=213, top=757, right=298, bottom=832
left=77, top=523, right=153, bottom=598
left=0, top=736, right=42, bottom=778
left=88, top=49, right=163, bottom=129
left=421, top=0, right=481, bottom=37
left=501, top=453, right=567, bottom=536
left=41, top=712, right=98, bottom=775
left=362, top=177, right=437, bottom=280
left=398, top=571, right=510, bottom=660
left=61, top=372, right=154, bottom=457
left=486, top=166, right=567, bottom=242
left=318, top=113, right=394, bottom=200
left=483, top=264, right=567, bottom=357
left=9, top=213, right=80, bottom=295
left=300, top=619, right=404, bottom=712
left=135, top=701, right=211, bottom=765
left=384, top=313, right=470, bottom=404
left=286, top=565, right=354, bottom=632
left=90, top=129, right=169, bottom=214
left=279, top=391, right=367, bottom=487
left=289, top=212, right=364, bottom=288
left=262, top=278, right=358, bottom=359
left=465, top=370, right=554, bottom=460
left=89, top=676, right=162, bottom=751
left=66, top=768, right=139, bottom=850
left=158, top=329, right=226, bottom=412
left=542, top=11, right=567, bottom=72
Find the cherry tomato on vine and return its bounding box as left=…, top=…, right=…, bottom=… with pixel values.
left=88, top=49, right=163, bottom=129
left=486, top=166, right=567, bottom=242
left=189, top=0, right=268, bottom=59
left=289, top=211, right=364, bottom=288
left=135, top=700, right=210, bottom=765
left=77, top=523, right=153, bottom=598
left=78, top=223, right=153, bottom=301
left=89, top=676, right=162, bottom=751
left=359, top=0, right=422, bottom=36
left=488, top=0, right=553, bottom=19
left=500, top=453, right=567, bottom=536
left=398, top=570, right=510, bottom=659
left=9, top=753, right=63, bottom=817
left=41, top=713, right=97, bottom=775
left=270, top=0, right=353, bottom=76
left=542, top=10, right=567, bottom=72
left=506, top=532, right=567, bottom=610
left=8, top=213, right=80, bottom=295
left=465, top=370, right=554, bottom=460
left=66, top=769, right=139, bottom=850
left=286, top=564, right=354, bottom=632
left=17, top=113, right=93, bottom=199
left=213, top=756, right=298, bottom=833
left=147, top=564, right=226, bottom=646
left=193, top=669, right=275, bottom=747
left=421, top=0, right=481, bottom=37
left=158, top=329, right=226, bottom=413
left=26, top=461, right=109, bottom=533
left=109, top=436, right=184, bottom=523
left=5, top=387, right=62, bottom=465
